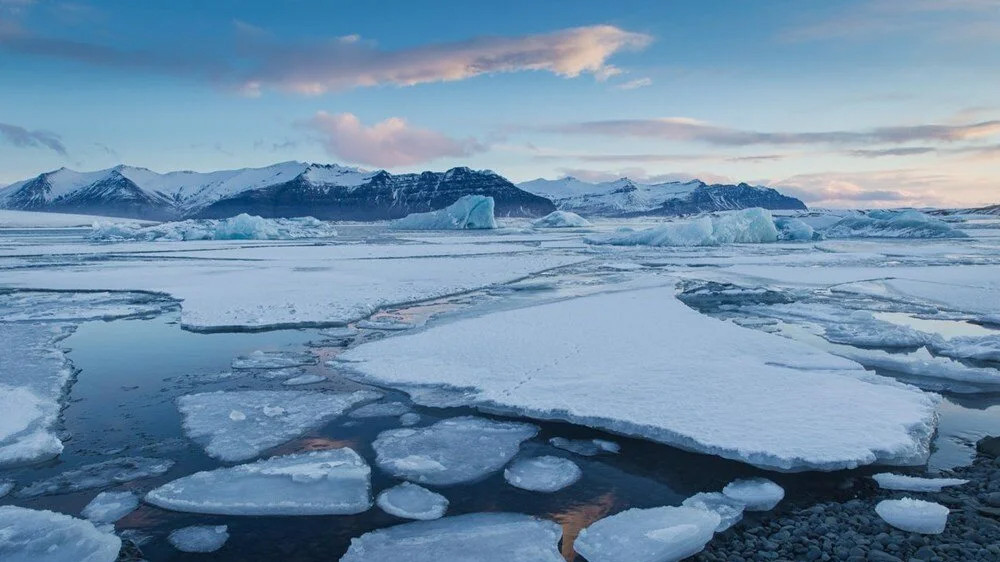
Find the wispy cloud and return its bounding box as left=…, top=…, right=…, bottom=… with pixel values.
left=614, top=77, right=652, bottom=90
left=303, top=112, right=485, bottom=168
left=772, top=169, right=969, bottom=208
left=0, top=122, right=66, bottom=155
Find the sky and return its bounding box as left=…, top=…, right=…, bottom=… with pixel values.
left=0, top=0, right=998, bottom=208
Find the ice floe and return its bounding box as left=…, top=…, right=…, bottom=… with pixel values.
left=834, top=346, right=1000, bottom=389
left=399, top=413, right=421, bottom=426
left=390, top=195, right=497, bottom=230
left=0, top=290, right=172, bottom=323
left=168, top=525, right=230, bottom=553
left=372, top=416, right=538, bottom=485
left=349, top=402, right=412, bottom=418
left=682, top=492, right=746, bottom=532
left=17, top=457, right=174, bottom=497
left=146, top=448, right=371, bottom=515
left=338, top=284, right=938, bottom=471
left=872, top=473, right=969, bottom=492
left=0, top=505, right=121, bottom=562
left=504, top=456, right=582, bottom=492
left=231, top=350, right=316, bottom=370
left=282, top=374, right=326, bottom=386
left=533, top=210, right=591, bottom=228
left=574, top=506, right=720, bottom=562
left=549, top=437, right=620, bottom=456
left=90, top=214, right=337, bottom=241
left=929, top=334, right=1000, bottom=363
left=376, top=482, right=449, bottom=520
left=177, top=390, right=380, bottom=461
left=823, top=210, right=967, bottom=239
left=81, top=491, right=139, bottom=524
left=875, top=498, right=949, bottom=534
left=722, top=478, right=784, bottom=511
left=586, top=208, right=778, bottom=247
left=341, top=512, right=563, bottom=562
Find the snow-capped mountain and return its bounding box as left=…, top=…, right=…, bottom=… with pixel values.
left=518, top=176, right=806, bottom=217
left=0, top=162, right=555, bottom=221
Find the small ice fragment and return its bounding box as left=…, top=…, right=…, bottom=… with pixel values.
left=872, top=473, right=969, bottom=492
left=0, top=480, right=13, bottom=497
left=0, top=505, right=121, bottom=562
left=282, top=374, right=326, bottom=386
left=574, top=506, right=720, bottom=562
left=229, top=410, right=246, bottom=421
left=875, top=498, right=949, bottom=534
left=722, top=478, right=784, bottom=511
left=399, top=413, right=420, bottom=426
left=231, top=350, right=315, bottom=370
left=549, top=437, right=620, bottom=456
left=376, top=482, right=449, bottom=520
left=17, top=457, right=174, bottom=498
left=349, top=402, right=411, bottom=418
left=682, top=492, right=745, bottom=531
left=81, top=491, right=139, bottom=524
left=504, top=456, right=581, bottom=492
left=168, top=525, right=230, bottom=553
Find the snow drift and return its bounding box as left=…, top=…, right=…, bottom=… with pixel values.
left=390, top=195, right=497, bottom=230
left=90, top=213, right=337, bottom=241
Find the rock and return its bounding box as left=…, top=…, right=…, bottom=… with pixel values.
left=977, top=436, right=1000, bottom=459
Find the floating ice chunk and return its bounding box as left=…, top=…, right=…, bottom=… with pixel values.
left=549, top=437, right=620, bottom=456
left=0, top=290, right=172, bottom=323
left=390, top=195, right=497, bottom=230
left=146, top=448, right=371, bottom=516
left=178, top=390, right=380, bottom=461
left=17, top=457, right=175, bottom=497
left=823, top=210, right=967, bottom=239
left=533, top=211, right=591, bottom=228
left=231, top=350, right=316, bottom=370
left=682, top=492, right=746, bottom=532
left=872, top=473, right=969, bottom=492
left=0, top=505, right=121, bottom=562
left=349, top=402, right=411, bottom=418
left=834, top=346, right=1000, bottom=388
left=875, top=498, right=949, bottom=534
left=722, top=478, right=784, bottom=511
left=587, top=208, right=778, bottom=247
left=929, top=334, right=1000, bottom=363
left=504, top=456, right=581, bottom=492
left=168, top=525, right=230, bottom=553
left=822, top=314, right=931, bottom=348
left=341, top=512, right=563, bottom=562
left=376, top=482, right=449, bottom=520
left=372, top=416, right=538, bottom=486
left=90, top=214, right=337, bottom=242
left=282, top=374, right=326, bottom=386
left=774, top=217, right=816, bottom=241
left=357, top=319, right=415, bottom=331
left=574, top=506, right=720, bottom=562
left=399, top=413, right=420, bottom=426
left=319, top=327, right=359, bottom=339
left=81, top=491, right=139, bottom=524
left=0, top=480, right=13, bottom=497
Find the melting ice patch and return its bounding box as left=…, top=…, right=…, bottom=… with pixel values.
left=574, top=506, right=720, bottom=562
left=177, top=390, right=380, bottom=462
left=341, top=512, right=564, bottom=562
left=146, top=448, right=371, bottom=516
left=586, top=208, right=778, bottom=247
left=90, top=214, right=337, bottom=241
left=549, top=437, right=620, bottom=457
left=81, top=491, right=139, bottom=524
left=17, top=457, right=174, bottom=498
left=372, top=416, right=538, bottom=486
left=504, top=456, right=582, bottom=492
left=0, top=505, right=121, bottom=562
left=722, top=478, right=784, bottom=511
left=823, top=210, right=967, bottom=239
left=168, top=525, right=230, bottom=553
left=390, top=195, right=497, bottom=230
left=533, top=210, right=591, bottom=228
left=872, top=473, right=969, bottom=492
left=376, top=482, right=449, bottom=520
left=875, top=498, right=949, bottom=534
left=231, top=350, right=316, bottom=370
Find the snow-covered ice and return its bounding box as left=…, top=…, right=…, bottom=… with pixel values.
left=231, top=350, right=316, bottom=370
left=90, top=214, right=337, bottom=241
left=872, top=473, right=969, bottom=492
left=168, top=525, right=230, bottom=553
left=834, top=346, right=1000, bottom=388
left=722, top=478, right=785, bottom=511
left=574, top=506, right=720, bottom=562
left=17, top=457, right=174, bottom=497
left=372, top=416, right=538, bottom=485
left=0, top=505, right=121, bottom=562
left=81, top=491, right=139, bottom=524
left=340, top=512, right=563, bottom=562
left=532, top=210, right=591, bottom=228
left=282, top=374, right=326, bottom=386
left=549, top=437, right=620, bottom=456
left=146, top=448, right=371, bottom=515
left=875, top=498, right=949, bottom=534
left=349, top=402, right=411, bottom=418
left=390, top=195, right=497, bottom=230
left=504, top=455, right=582, bottom=492
left=0, top=209, right=150, bottom=228
left=682, top=492, right=746, bottom=532
left=338, top=284, right=939, bottom=471
left=177, top=390, right=379, bottom=461
left=586, top=208, right=779, bottom=247
left=376, top=482, right=449, bottom=520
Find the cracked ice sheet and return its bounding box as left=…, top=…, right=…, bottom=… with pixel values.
left=339, top=284, right=938, bottom=472
left=0, top=246, right=587, bottom=330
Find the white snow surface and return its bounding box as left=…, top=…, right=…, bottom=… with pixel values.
left=722, top=478, right=785, bottom=511
left=341, top=512, right=564, bottom=562
left=81, top=491, right=139, bottom=524
left=338, top=284, right=939, bottom=471
left=504, top=455, right=582, bottom=492
left=682, top=492, right=746, bottom=532
left=90, top=214, right=337, bottom=241
left=532, top=210, right=592, bottom=228
left=146, top=448, right=371, bottom=515
left=875, top=498, right=949, bottom=534
left=0, top=505, right=121, bottom=562
left=177, top=390, right=380, bottom=461
left=0, top=209, right=150, bottom=228
left=586, top=208, right=779, bottom=247
left=390, top=195, right=497, bottom=230
left=168, top=525, right=230, bottom=553
left=376, top=482, right=449, bottom=520
left=574, top=505, right=720, bottom=562
left=872, top=473, right=969, bottom=492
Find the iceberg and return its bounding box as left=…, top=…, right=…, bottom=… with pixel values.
left=341, top=512, right=564, bottom=562
left=167, top=525, right=230, bottom=553
left=231, top=350, right=316, bottom=370
left=549, top=437, right=620, bottom=456
left=586, top=208, right=778, bottom=247
left=872, top=473, right=969, bottom=492
left=774, top=217, right=817, bottom=241
left=0, top=505, right=121, bottom=562
left=376, top=482, right=449, bottom=520
left=81, top=491, right=139, bottom=524
left=145, top=448, right=371, bottom=516
left=875, top=498, right=949, bottom=534
left=17, top=457, right=174, bottom=498
left=574, top=506, right=720, bottom=562
left=721, top=478, right=784, bottom=511
left=177, top=390, right=380, bottom=461
left=338, top=284, right=938, bottom=472
left=682, top=492, right=746, bottom=532
left=390, top=195, right=497, bottom=230
left=372, top=416, right=538, bottom=486
left=823, top=210, right=967, bottom=239
left=90, top=214, right=337, bottom=241
left=532, top=210, right=592, bottom=228
left=504, top=456, right=582, bottom=492
left=349, top=402, right=411, bottom=418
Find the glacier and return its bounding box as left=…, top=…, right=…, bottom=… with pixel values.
left=586, top=208, right=779, bottom=247
left=504, top=455, right=582, bottom=492
left=875, top=498, right=949, bottom=534
left=0, top=506, right=121, bottom=562
left=168, top=525, right=230, bottom=553
left=390, top=195, right=497, bottom=230
left=376, top=482, right=449, bottom=520
left=574, top=506, right=720, bottom=562
left=90, top=214, right=338, bottom=241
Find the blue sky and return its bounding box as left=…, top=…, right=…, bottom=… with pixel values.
left=1, top=0, right=998, bottom=207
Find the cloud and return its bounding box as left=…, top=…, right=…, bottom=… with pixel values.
left=845, top=147, right=938, bottom=158
left=303, top=112, right=485, bottom=168
left=772, top=169, right=964, bottom=208
left=615, top=77, right=652, bottom=90
left=0, top=122, right=66, bottom=154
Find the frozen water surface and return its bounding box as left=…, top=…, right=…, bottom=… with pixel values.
left=81, top=491, right=139, bottom=524
left=376, top=482, right=449, bottom=520
left=504, top=455, right=582, bottom=492
left=574, top=505, right=720, bottom=562
left=875, top=498, right=949, bottom=534
left=168, top=525, right=230, bottom=552
left=0, top=505, right=121, bottom=562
